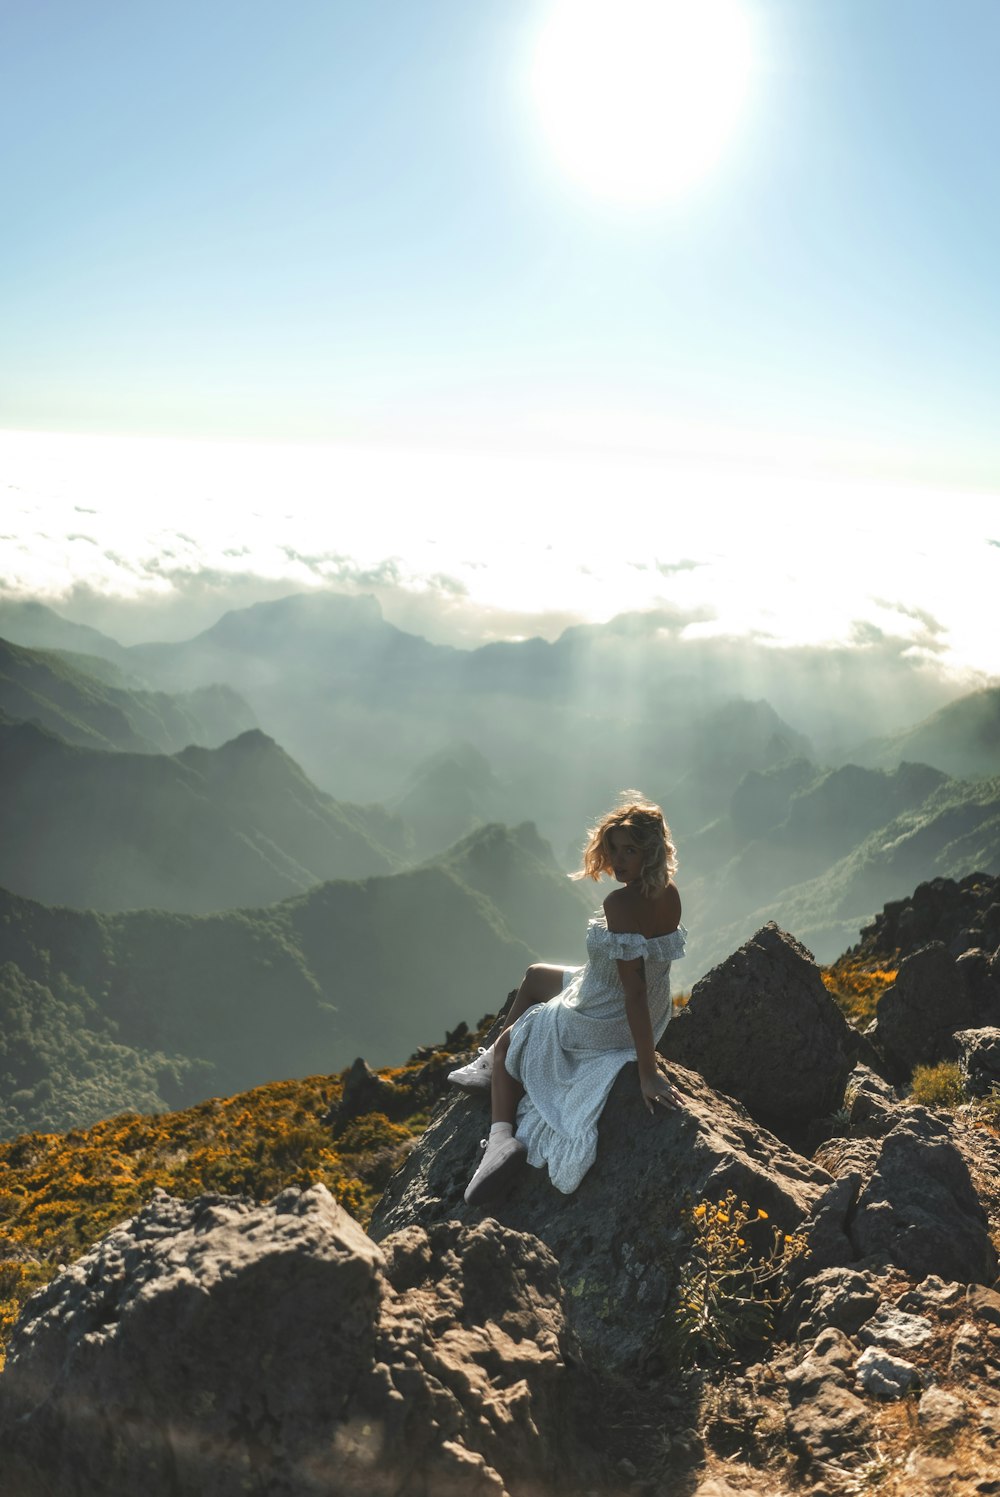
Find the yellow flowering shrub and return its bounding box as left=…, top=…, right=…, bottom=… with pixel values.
left=821, top=959, right=898, bottom=1028
left=666, top=1190, right=809, bottom=1367
left=0, top=1044, right=446, bottom=1365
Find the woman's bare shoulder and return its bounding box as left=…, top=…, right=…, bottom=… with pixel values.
left=604, top=882, right=681, bottom=935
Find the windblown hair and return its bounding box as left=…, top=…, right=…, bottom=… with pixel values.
left=572, top=790, right=678, bottom=899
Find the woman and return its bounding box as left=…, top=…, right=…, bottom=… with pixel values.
left=448, top=792, right=686, bottom=1205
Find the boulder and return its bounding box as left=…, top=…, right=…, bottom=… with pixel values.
left=870, top=943, right=980, bottom=1078
left=0, top=1185, right=592, bottom=1497
left=371, top=1060, right=833, bottom=1371
left=659, top=923, right=856, bottom=1132
left=955, top=1026, right=1000, bottom=1098
left=845, top=1108, right=998, bottom=1285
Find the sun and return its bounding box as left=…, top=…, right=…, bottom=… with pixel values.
left=528, top=0, right=757, bottom=205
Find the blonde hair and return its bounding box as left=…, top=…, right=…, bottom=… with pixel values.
left=571, top=790, right=677, bottom=899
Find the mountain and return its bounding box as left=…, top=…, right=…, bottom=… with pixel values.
left=0, top=721, right=400, bottom=913
left=388, top=743, right=509, bottom=858
left=855, top=684, right=1000, bottom=780
left=0, top=860, right=534, bottom=1138
left=0, top=599, right=131, bottom=667
left=426, top=821, right=594, bottom=963
left=55, top=589, right=954, bottom=824
left=698, top=773, right=1000, bottom=972
left=0, top=635, right=255, bottom=753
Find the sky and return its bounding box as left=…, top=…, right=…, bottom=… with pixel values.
left=1, top=0, right=998, bottom=670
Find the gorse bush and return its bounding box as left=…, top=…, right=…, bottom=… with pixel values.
left=666, top=1191, right=809, bottom=1367
left=821, top=959, right=898, bottom=1028
left=0, top=1049, right=450, bottom=1366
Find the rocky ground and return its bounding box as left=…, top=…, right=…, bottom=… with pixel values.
left=2, top=873, right=1000, bottom=1496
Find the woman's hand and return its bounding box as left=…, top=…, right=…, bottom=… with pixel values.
left=639, top=1069, right=682, bottom=1115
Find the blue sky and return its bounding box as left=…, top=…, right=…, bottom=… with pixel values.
left=1, top=1, right=998, bottom=664
left=3, top=0, right=998, bottom=474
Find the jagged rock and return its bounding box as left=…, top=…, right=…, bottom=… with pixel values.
left=371, top=1061, right=832, bottom=1371
left=333, top=1055, right=404, bottom=1124
left=784, top=1328, right=872, bottom=1463
left=780, top=1267, right=882, bottom=1342
left=856, top=874, right=1000, bottom=964
left=790, top=1174, right=860, bottom=1277
left=955, top=1026, right=1000, bottom=1098
left=854, top=1346, right=920, bottom=1397
left=848, top=1107, right=998, bottom=1284
left=846, top=1064, right=900, bottom=1135
left=857, top=1304, right=934, bottom=1352
left=659, top=924, right=856, bottom=1131
left=0, top=1185, right=592, bottom=1497
left=870, top=943, right=979, bottom=1077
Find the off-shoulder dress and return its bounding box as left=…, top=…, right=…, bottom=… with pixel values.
left=504, top=911, right=687, bottom=1194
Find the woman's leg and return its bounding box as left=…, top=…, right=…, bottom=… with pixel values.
left=490, top=964, right=570, bottom=1123
left=501, top=964, right=571, bottom=1031
left=490, top=1029, right=522, bottom=1125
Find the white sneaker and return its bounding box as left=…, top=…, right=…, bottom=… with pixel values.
left=464, top=1134, right=527, bottom=1206
left=447, top=1045, right=495, bottom=1090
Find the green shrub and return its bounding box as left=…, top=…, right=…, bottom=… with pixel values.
left=909, top=1062, right=966, bottom=1108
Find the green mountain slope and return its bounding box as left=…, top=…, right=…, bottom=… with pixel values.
left=0, top=635, right=254, bottom=753
left=0, top=862, right=534, bottom=1138
left=0, top=722, right=400, bottom=913
left=701, top=774, right=1000, bottom=972
left=0, top=961, right=205, bottom=1137
left=855, top=685, right=1000, bottom=779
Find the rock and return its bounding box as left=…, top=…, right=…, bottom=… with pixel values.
left=660, top=923, right=856, bottom=1131
left=857, top=1305, right=934, bottom=1352
left=333, top=1055, right=403, bottom=1124
left=955, top=1027, right=1000, bottom=1098
left=0, top=1185, right=593, bottom=1497
left=790, top=1174, right=860, bottom=1278
left=897, top=1275, right=965, bottom=1312
left=918, top=1385, right=966, bottom=1436
left=871, top=943, right=979, bottom=1077
left=848, top=1107, right=999, bottom=1284
left=957, top=948, right=1000, bottom=1022
left=948, top=1320, right=983, bottom=1377
left=854, top=1346, right=920, bottom=1397
left=784, top=1328, right=872, bottom=1463
left=781, top=1267, right=882, bottom=1341
left=846, top=1064, right=900, bottom=1135
left=856, top=875, right=1000, bottom=965
left=965, top=1283, right=1000, bottom=1328
left=371, top=1061, right=832, bottom=1372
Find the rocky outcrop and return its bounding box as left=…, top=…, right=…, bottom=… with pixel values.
left=855, top=872, right=1000, bottom=962
left=0, top=1185, right=592, bottom=1497
left=660, top=923, right=856, bottom=1132
left=371, top=1059, right=833, bottom=1371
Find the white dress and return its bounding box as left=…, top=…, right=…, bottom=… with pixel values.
left=505, top=911, right=688, bottom=1194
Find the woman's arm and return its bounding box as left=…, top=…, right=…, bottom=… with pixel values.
left=616, top=955, right=681, bottom=1113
